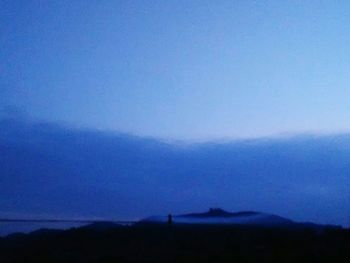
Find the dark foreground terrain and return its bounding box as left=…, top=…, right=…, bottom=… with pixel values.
left=1, top=223, right=350, bottom=263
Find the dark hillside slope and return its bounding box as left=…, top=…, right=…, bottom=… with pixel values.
left=0, top=224, right=349, bottom=263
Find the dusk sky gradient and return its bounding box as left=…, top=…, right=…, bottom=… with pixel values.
left=1, top=1, right=350, bottom=227
left=2, top=0, right=350, bottom=140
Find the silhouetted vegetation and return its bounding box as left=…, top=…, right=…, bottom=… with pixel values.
left=0, top=224, right=349, bottom=262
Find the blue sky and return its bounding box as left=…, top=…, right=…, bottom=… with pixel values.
left=2, top=0, right=350, bottom=140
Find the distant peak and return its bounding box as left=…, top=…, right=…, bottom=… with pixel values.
left=208, top=208, right=229, bottom=215
left=180, top=208, right=261, bottom=218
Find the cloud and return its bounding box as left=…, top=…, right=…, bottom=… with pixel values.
left=0, top=118, right=349, bottom=226
left=0, top=105, right=29, bottom=121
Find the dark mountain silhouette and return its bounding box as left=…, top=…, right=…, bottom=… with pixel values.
left=183, top=208, right=260, bottom=218
left=141, top=208, right=341, bottom=229
left=80, top=221, right=123, bottom=231
left=1, top=216, right=348, bottom=263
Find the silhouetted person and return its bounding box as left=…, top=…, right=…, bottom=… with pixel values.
left=168, top=214, right=173, bottom=227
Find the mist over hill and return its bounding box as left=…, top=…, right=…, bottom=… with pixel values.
left=0, top=118, right=349, bottom=226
